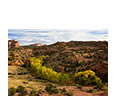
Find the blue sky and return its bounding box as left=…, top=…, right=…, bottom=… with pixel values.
left=8, top=29, right=108, bottom=46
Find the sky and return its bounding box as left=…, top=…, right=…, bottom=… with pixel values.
left=8, top=29, right=108, bottom=46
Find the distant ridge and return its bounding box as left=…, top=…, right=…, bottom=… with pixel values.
left=28, top=43, right=42, bottom=47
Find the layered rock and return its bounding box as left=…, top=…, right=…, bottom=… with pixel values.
left=8, top=40, right=19, bottom=49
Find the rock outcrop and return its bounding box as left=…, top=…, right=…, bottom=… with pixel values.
left=29, top=43, right=42, bottom=47
left=8, top=40, right=19, bottom=49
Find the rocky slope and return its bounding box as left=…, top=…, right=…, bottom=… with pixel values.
left=8, top=41, right=108, bottom=82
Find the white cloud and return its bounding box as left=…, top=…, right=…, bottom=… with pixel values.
left=8, top=29, right=108, bottom=46
left=70, top=31, right=108, bottom=41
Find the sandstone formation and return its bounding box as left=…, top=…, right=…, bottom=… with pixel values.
left=8, top=40, right=19, bottom=49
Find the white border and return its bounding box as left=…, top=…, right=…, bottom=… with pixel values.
left=0, top=0, right=115, bottom=104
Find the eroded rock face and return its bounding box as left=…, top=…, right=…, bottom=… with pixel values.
left=8, top=40, right=19, bottom=49
left=29, top=43, right=42, bottom=47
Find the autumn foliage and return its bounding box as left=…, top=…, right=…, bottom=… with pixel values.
left=74, top=70, right=103, bottom=88
left=30, top=57, right=70, bottom=84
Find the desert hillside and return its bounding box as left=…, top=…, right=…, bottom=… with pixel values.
left=8, top=41, right=108, bottom=96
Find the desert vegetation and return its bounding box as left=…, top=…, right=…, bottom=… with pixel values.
left=8, top=41, right=108, bottom=96
left=29, top=57, right=70, bottom=84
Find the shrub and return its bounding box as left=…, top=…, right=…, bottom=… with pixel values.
left=50, top=88, right=59, bottom=94
left=8, top=56, right=15, bottom=61
left=29, top=90, right=36, bottom=96
left=60, top=73, right=70, bottom=84
left=36, top=89, right=42, bottom=96
left=87, top=89, right=97, bottom=93
left=104, top=82, right=108, bottom=86
left=61, top=88, right=66, bottom=92
left=16, top=85, right=27, bottom=96
left=76, top=84, right=82, bottom=89
left=45, top=84, right=59, bottom=94
left=45, top=84, right=53, bottom=92
left=95, top=76, right=104, bottom=89
left=64, top=91, right=73, bottom=96
left=30, top=57, right=70, bottom=84
left=8, top=87, right=16, bottom=96
left=74, top=70, right=103, bottom=88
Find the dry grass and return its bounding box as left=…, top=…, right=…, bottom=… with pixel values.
left=8, top=66, right=57, bottom=92
left=8, top=66, right=108, bottom=96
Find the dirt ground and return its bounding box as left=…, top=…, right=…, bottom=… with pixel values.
left=8, top=66, right=108, bottom=96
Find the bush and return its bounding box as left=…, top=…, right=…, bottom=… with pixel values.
left=74, top=70, right=103, bottom=88
left=95, top=76, right=104, bottom=89
left=30, top=57, right=70, bottom=84
left=45, top=84, right=53, bottom=92
left=16, top=85, right=27, bottom=96
left=29, top=90, right=36, bottom=96
left=87, top=89, right=97, bottom=93
left=45, top=84, right=59, bottom=94
left=36, top=89, right=42, bottom=96
left=76, top=84, right=82, bottom=89
left=8, top=56, right=15, bottom=61
left=60, top=73, right=70, bottom=84
left=61, top=88, right=66, bottom=92
left=51, top=88, right=59, bottom=94
left=64, top=92, right=73, bottom=96
left=8, top=87, right=16, bottom=96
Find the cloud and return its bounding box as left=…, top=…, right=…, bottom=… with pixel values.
left=88, top=30, right=108, bottom=35
left=8, top=29, right=108, bottom=46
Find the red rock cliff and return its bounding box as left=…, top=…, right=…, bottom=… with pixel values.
left=8, top=40, right=19, bottom=49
